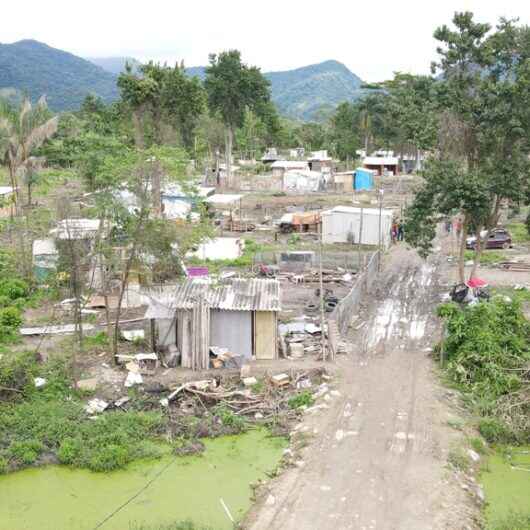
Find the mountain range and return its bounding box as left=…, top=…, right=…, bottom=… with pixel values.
left=0, top=40, right=365, bottom=121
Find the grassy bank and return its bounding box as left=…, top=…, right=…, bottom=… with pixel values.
left=437, top=298, right=530, bottom=528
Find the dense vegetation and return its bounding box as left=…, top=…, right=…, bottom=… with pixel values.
left=438, top=299, right=530, bottom=445
left=0, top=40, right=119, bottom=111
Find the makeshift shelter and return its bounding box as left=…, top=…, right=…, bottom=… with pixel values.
left=321, top=206, right=393, bottom=247
left=308, top=150, right=333, bottom=173
left=354, top=168, right=375, bottom=191
left=187, top=237, right=244, bottom=261
left=51, top=219, right=103, bottom=240
left=333, top=172, right=354, bottom=192
left=283, top=170, right=325, bottom=192
left=271, top=160, right=309, bottom=178
left=363, top=155, right=399, bottom=176
left=144, top=278, right=281, bottom=369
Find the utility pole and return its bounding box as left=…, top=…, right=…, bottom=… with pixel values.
left=378, top=187, right=384, bottom=271
left=318, top=222, right=327, bottom=362
left=358, top=205, right=364, bottom=272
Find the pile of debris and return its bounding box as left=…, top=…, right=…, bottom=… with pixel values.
left=279, top=318, right=323, bottom=358
left=116, top=352, right=159, bottom=387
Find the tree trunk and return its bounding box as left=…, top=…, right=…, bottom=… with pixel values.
left=469, top=226, right=485, bottom=280
left=414, top=148, right=421, bottom=172
left=457, top=215, right=468, bottom=284
left=132, top=110, right=145, bottom=149
left=112, top=214, right=146, bottom=362
left=225, top=126, right=233, bottom=188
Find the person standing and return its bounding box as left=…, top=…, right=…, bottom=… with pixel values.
left=397, top=221, right=404, bottom=241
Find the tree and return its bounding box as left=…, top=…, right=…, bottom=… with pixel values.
left=405, top=13, right=530, bottom=282
left=328, top=102, right=361, bottom=161
left=117, top=62, right=206, bottom=150
left=205, top=50, right=272, bottom=186
left=93, top=146, right=212, bottom=360
left=0, top=97, right=58, bottom=209
left=382, top=73, right=439, bottom=169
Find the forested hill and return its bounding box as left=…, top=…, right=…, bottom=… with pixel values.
left=185, top=60, right=365, bottom=121
left=0, top=40, right=365, bottom=119
left=0, top=40, right=119, bottom=111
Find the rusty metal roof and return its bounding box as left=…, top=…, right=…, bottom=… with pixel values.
left=143, top=278, right=281, bottom=319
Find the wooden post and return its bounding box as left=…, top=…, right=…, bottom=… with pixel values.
left=318, top=223, right=327, bottom=361
left=150, top=319, right=157, bottom=352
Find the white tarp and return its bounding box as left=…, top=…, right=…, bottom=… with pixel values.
left=321, top=206, right=393, bottom=247
left=187, top=237, right=244, bottom=261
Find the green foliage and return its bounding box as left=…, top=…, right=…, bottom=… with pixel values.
left=213, top=405, right=247, bottom=432
left=469, top=436, right=487, bottom=455
left=0, top=457, right=7, bottom=474
left=205, top=50, right=272, bottom=131
left=0, top=278, right=29, bottom=300
left=0, top=306, right=22, bottom=328
left=478, top=418, right=516, bottom=445
left=288, top=391, right=314, bottom=409
left=0, top=350, right=166, bottom=473
left=463, top=250, right=506, bottom=265
left=8, top=439, right=44, bottom=465
left=508, top=221, right=530, bottom=244
left=438, top=299, right=530, bottom=443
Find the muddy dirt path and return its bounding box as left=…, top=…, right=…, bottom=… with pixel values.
left=247, top=246, right=476, bottom=530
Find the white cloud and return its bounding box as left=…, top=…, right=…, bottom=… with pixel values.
left=2, top=0, right=530, bottom=81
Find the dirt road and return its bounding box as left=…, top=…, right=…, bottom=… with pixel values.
left=247, top=246, right=477, bottom=530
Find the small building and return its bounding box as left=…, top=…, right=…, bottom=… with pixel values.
left=271, top=160, right=309, bottom=179
left=51, top=218, right=102, bottom=240
left=308, top=150, right=333, bottom=173
left=321, top=206, right=393, bottom=247
left=32, top=238, right=59, bottom=281
left=144, top=278, right=281, bottom=368
left=354, top=168, right=375, bottom=191
left=363, top=155, right=399, bottom=176
left=278, top=251, right=315, bottom=271
left=333, top=172, right=354, bottom=192
left=261, top=148, right=280, bottom=164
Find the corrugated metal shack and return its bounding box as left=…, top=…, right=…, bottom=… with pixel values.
left=144, top=278, right=281, bottom=369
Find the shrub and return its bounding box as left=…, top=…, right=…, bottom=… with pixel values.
left=288, top=391, right=315, bottom=409
left=8, top=440, right=44, bottom=465
left=438, top=299, right=530, bottom=443
left=89, top=444, right=130, bottom=472
left=213, top=405, right=247, bottom=432
left=57, top=437, right=83, bottom=465
left=0, top=279, right=29, bottom=300
left=0, top=306, right=22, bottom=328
left=478, top=418, right=515, bottom=445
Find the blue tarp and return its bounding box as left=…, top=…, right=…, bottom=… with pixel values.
left=354, top=168, right=374, bottom=191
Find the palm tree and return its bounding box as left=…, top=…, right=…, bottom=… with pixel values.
left=0, top=96, right=58, bottom=210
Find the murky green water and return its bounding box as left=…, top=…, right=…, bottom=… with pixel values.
left=0, top=429, right=286, bottom=530
left=481, top=446, right=530, bottom=527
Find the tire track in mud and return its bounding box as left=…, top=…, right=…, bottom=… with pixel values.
left=247, top=250, right=473, bottom=530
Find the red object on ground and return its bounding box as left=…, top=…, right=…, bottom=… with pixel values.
left=466, top=277, right=488, bottom=288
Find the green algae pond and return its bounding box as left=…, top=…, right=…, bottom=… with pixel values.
left=481, top=447, right=530, bottom=529
left=0, top=429, right=286, bottom=530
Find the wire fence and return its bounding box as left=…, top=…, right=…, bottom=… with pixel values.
left=331, top=251, right=381, bottom=335
left=253, top=250, right=362, bottom=272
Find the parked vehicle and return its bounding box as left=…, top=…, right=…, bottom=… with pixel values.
left=466, top=228, right=512, bottom=250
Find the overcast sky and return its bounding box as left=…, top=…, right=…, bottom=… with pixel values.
left=3, top=0, right=530, bottom=81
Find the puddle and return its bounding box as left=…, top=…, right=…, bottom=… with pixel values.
left=481, top=447, right=530, bottom=527
left=0, top=429, right=286, bottom=530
